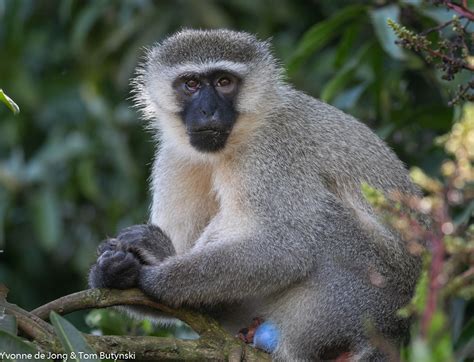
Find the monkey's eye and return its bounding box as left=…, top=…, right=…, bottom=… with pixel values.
left=216, top=77, right=232, bottom=88
left=185, top=79, right=200, bottom=92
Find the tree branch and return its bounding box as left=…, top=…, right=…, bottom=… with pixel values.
left=31, top=288, right=215, bottom=336
left=0, top=285, right=55, bottom=343
left=1, top=286, right=270, bottom=361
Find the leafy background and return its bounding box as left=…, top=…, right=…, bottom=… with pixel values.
left=0, top=0, right=470, bottom=346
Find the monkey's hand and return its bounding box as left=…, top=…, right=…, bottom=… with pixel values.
left=88, top=224, right=175, bottom=289
left=107, top=224, right=175, bottom=265
left=89, top=248, right=141, bottom=289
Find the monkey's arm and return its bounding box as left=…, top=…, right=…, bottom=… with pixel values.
left=136, top=190, right=367, bottom=306
left=138, top=231, right=315, bottom=307
left=90, top=227, right=314, bottom=304
left=90, top=188, right=364, bottom=307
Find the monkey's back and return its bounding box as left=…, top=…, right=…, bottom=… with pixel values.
left=243, top=87, right=418, bottom=210
left=239, top=87, right=421, bottom=290
left=290, top=89, right=417, bottom=198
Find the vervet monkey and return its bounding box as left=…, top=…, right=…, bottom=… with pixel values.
left=89, top=29, right=421, bottom=361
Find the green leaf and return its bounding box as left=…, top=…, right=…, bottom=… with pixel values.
left=421, top=8, right=456, bottom=24
left=0, top=330, right=38, bottom=361
left=0, top=89, right=20, bottom=115
left=413, top=267, right=429, bottom=313
left=0, top=311, right=17, bottom=335
left=333, top=21, right=363, bottom=68
left=288, top=4, right=367, bottom=72
left=30, top=187, right=62, bottom=251
left=361, top=182, right=386, bottom=207
left=0, top=190, right=9, bottom=248
left=453, top=200, right=474, bottom=227
left=85, top=309, right=129, bottom=336
left=400, top=0, right=422, bottom=5
left=59, top=0, right=74, bottom=24
left=428, top=311, right=453, bottom=362
left=332, top=82, right=369, bottom=110
left=454, top=316, right=474, bottom=350
left=71, top=1, right=108, bottom=54
left=321, top=42, right=374, bottom=103
left=77, top=159, right=101, bottom=203
left=322, top=68, right=356, bottom=103
left=370, top=5, right=406, bottom=60
left=50, top=311, right=99, bottom=362
left=24, top=132, right=89, bottom=184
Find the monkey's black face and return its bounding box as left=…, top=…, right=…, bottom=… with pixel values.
left=174, top=70, right=240, bottom=152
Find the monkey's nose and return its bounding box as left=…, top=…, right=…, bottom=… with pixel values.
left=199, top=108, right=217, bottom=117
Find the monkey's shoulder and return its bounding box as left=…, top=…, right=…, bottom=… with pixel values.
left=245, top=89, right=416, bottom=195
left=252, top=90, right=392, bottom=163
left=276, top=89, right=379, bottom=142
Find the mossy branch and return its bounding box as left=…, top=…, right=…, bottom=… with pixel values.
left=1, top=286, right=270, bottom=361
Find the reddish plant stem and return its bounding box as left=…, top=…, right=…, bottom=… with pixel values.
left=420, top=19, right=455, bottom=36
left=423, top=46, right=474, bottom=72
left=420, top=187, right=451, bottom=337
left=445, top=1, right=474, bottom=21
left=421, top=232, right=445, bottom=337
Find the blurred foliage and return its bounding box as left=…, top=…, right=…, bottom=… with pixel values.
left=364, top=102, right=473, bottom=361
left=86, top=309, right=198, bottom=340
left=0, top=0, right=472, bottom=359
left=388, top=4, right=474, bottom=104
left=50, top=311, right=99, bottom=362
left=0, top=0, right=357, bottom=310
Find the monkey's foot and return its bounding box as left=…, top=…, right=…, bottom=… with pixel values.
left=237, top=317, right=264, bottom=344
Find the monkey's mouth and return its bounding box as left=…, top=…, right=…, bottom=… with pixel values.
left=188, top=128, right=231, bottom=153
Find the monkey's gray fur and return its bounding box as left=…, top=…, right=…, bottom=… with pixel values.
left=89, top=29, right=422, bottom=361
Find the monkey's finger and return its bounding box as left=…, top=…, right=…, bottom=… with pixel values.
left=116, top=225, right=149, bottom=242
left=98, top=250, right=138, bottom=272
left=97, top=238, right=119, bottom=255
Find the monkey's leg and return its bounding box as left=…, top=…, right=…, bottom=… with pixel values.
left=271, top=275, right=401, bottom=361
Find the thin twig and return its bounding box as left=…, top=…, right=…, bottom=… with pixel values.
left=445, top=1, right=474, bottom=21
left=441, top=267, right=474, bottom=297
left=420, top=19, right=456, bottom=36
left=423, top=46, right=474, bottom=71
